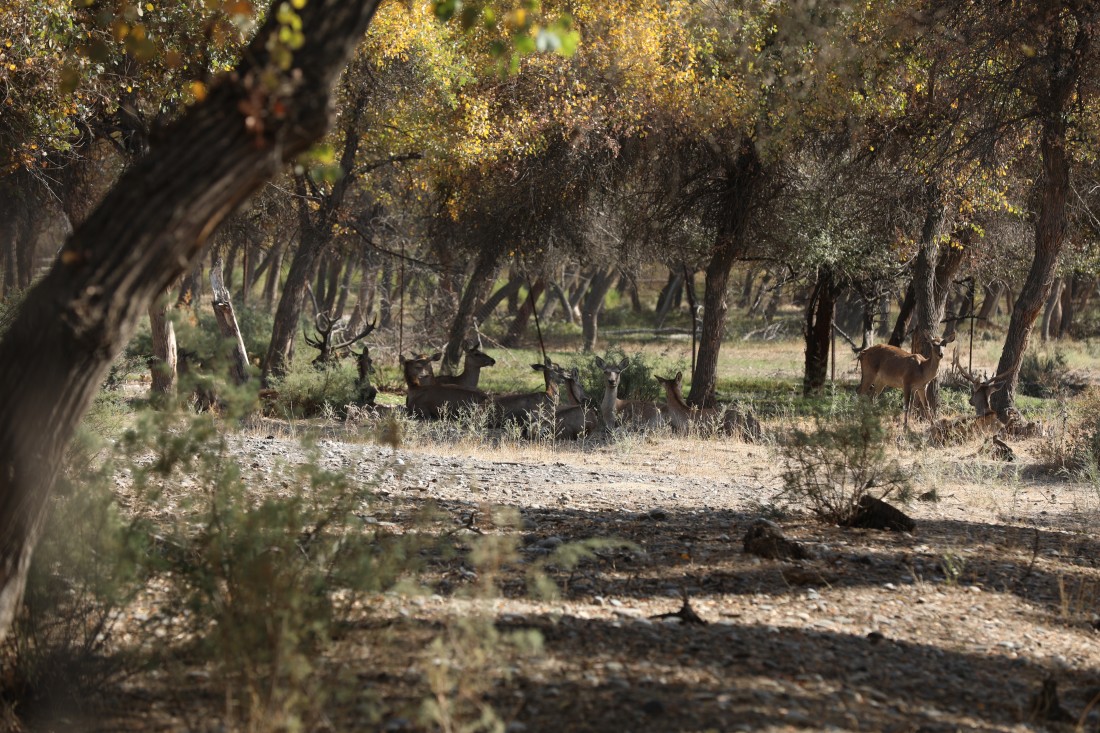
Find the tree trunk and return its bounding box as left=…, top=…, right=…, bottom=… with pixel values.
left=888, top=283, right=915, bottom=347
left=262, top=180, right=330, bottom=382
left=442, top=249, right=499, bottom=372
left=262, top=241, right=284, bottom=311
left=262, top=93, right=366, bottom=382
left=473, top=277, right=524, bottom=324
left=1057, top=275, right=1077, bottom=337
left=992, top=23, right=1078, bottom=414
left=909, top=187, right=947, bottom=413
left=976, top=280, right=1003, bottom=324
left=1041, top=277, right=1065, bottom=342
left=211, top=257, right=251, bottom=385
left=654, top=267, right=684, bottom=327
left=581, top=267, right=618, bottom=352
left=149, top=290, right=178, bottom=397
left=502, top=278, right=545, bottom=347
left=803, top=266, right=839, bottom=396
left=0, top=0, right=382, bottom=643
left=687, top=141, right=762, bottom=407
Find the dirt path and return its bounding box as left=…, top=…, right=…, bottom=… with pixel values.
left=202, top=427, right=1100, bottom=732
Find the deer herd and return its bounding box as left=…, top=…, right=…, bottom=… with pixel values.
left=321, top=313, right=1009, bottom=440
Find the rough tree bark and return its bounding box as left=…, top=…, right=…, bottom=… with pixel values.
left=803, top=266, right=839, bottom=396
left=0, top=0, right=383, bottom=643
left=687, top=141, right=762, bottom=407
left=262, top=92, right=366, bottom=382
left=992, top=20, right=1084, bottom=414
left=908, top=188, right=947, bottom=413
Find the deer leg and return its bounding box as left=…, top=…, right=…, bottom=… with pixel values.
left=903, top=386, right=913, bottom=427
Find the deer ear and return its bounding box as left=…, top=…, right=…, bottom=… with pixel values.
left=943, top=333, right=956, bottom=345
left=532, top=363, right=545, bottom=372
left=617, top=357, right=630, bottom=370
left=675, top=371, right=683, bottom=383
left=399, top=355, right=407, bottom=365
left=594, top=356, right=606, bottom=369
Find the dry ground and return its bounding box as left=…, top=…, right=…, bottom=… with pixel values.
left=40, top=409, right=1099, bottom=733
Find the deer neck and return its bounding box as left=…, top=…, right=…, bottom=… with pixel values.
left=600, top=379, right=620, bottom=426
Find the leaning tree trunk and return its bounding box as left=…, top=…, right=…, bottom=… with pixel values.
left=1040, top=277, right=1064, bottom=342
left=803, top=266, right=839, bottom=396
left=992, top=23, right=1080, bottom=414
left=0, top=0, right=382, bottom=643
left=442, top=248, right=499, bottom=372
left=687, top=141, right=762, bottom=407
left=888, top=282, right=915, bottom=347
left=502, top=278, right=545, bottom=347
left=262, top=92, right=365, bottom=382
left=976, top=280, right=1004, bottom=324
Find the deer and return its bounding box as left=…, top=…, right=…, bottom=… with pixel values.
left=491, top=358, right=566, bottom=429
left=433, top=340, right=496, bottom=389
left=549, top=367, right=600, bottom=440
left=303, top=313, right=376, bottom=367
left=856, top=333, right=955, bottom=426
left=655, top=371, right=761, bottom=441
left=400, top=353, right=488, bottom=420
left=349, top=344, right=377, bottom=407
left=593, top=356, right=664, bottom=431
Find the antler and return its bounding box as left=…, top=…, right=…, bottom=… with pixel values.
left=329, top=318, right=377, bottom=352
left=952, top=347, right=982, bottom=386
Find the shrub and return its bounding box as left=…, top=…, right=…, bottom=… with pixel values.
left=777, top=400, right=912, bottom=525
left=3, top=428, right=152, bottom=714
left=573, top=347, right=662, bottom=403
left=268, top=361, right=359, bottom=418
left=1018, top=350, right=1070, bottom=398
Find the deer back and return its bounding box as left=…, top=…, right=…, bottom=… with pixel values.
left=858, top=344, right=930, bottom=389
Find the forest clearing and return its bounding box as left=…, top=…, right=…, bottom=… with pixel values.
left=3, top=0, right=1100, bottom=731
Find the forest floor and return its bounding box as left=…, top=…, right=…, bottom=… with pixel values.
left=54, top=408, right=1100, bottom=733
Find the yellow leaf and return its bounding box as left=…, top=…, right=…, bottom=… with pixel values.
left=190, top=80, right=207, bottom=101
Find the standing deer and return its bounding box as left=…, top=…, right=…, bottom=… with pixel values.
left=655, top=371, right=760, bottom=440
left=434, top=340, right=495, bottom=389
left=594, top=356, right=664, bottom=431
left=857, top=333, right=955, bottom=426
left=401, top=353, right=488, bottom=419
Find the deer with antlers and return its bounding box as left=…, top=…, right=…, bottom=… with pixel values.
left=303, top=313, right=376, bottom=367
left=856, top=333, right=955, bottom=426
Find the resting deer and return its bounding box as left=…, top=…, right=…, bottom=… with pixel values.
left=491, top=358, right=565, bottom=429
left=304, top=314, right=376, bottom=367
left=951, top=349, right=1010, bottom=418
left=655, top=371, right=760, bottom=441
left=594, top=356, right=664, bottom=431
left=857, top=333, right=955, bottom=426
left=401, top=353, right=487, bottom=420
left=551, top=367, right=599, bottom=439
left=434, top=340, right=495, bottom=389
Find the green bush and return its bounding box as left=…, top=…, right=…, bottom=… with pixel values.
left=573, top=347, right=662, bottom=402
left=777, top=400, right=912, bottom=525
left=4, top=428, right=152, bottom=712
left=267, top=361, right=359, bottom=418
